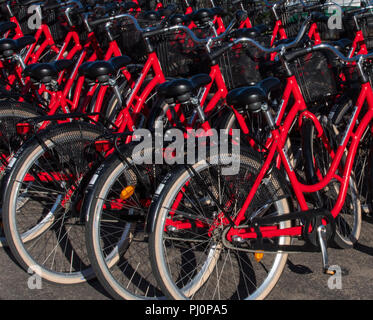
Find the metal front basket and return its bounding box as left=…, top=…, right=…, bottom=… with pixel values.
left=119, top=17, right=162, bottom=65
left=342, top=60, right=373, bottom=88
left=14, top=2, right=67, bottom=41
left=343, top=11, right=373, bottom=50
left=119, top=19, right=218, bottom=78
left=218, top=37, right=269, bottom=90
left=286, top=51, right=338, bottom=103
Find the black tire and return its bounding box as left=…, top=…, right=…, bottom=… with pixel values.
left=85, top=142, right=170, bottom=299
left=301, top=110, right=362, bottom=249
left=0, top=101, right=43, bottom=247
left=2, top=122, right=105, bottom=283
left=149, top=148, right=291, bottom=300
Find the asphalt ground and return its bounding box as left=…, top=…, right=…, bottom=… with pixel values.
left=0, top=214, right=373, bottom=300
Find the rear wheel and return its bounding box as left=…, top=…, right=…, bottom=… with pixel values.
left=302, top=112, right=361, bottom=248
left=2, top=122, right=105, bottom=283
left=85, top=143, right=170, bottom=299
left=0, top=101, right=43, bottom=247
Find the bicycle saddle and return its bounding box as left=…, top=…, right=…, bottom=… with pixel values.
left=0, top=22, right=17, bottom=35
left=188, top=8, right=223, bottom=26
left=0, top=36, right=35, bottom=59
left=231, top=25, right=268, bottom=39
left=226, top=77, right=281, bottom=112
left=142, top=10, right=162, bottom=21
left=274, top=34, right=311, bottom=47
left=309, top=11, right=329, bottom=23
left=169, top=14, right=189, bottom=25
left=158, top=74, right=212, bottom=104
left=23, top=60, right=73, bottom=83
left=121, top=1, right=139, bottom=12
left=78, top=56, right=131, bottom=83
left=329, top=38, right=352, bottom=54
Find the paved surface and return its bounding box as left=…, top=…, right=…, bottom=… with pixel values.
left=1, top=215, right=373, bottom=300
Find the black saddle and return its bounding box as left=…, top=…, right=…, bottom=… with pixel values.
left=226, top=77, right=281, bottom=112
left=23, top=60, right=73, bottom=84
left=0, top=36, right=35, bottom=59
left=142, top=10, right=161, bottom=21
left=231, top=25, right=268, bottom=39
left=121, top=1, right=139, bottom=11
left=274, top=35, right=310, bottom=47
left=78, top=56, right=131, bottom=83
left=188, top=7, right=224, bottom=26
left=329, top=38, right=352, bottom=54
left=169, top=14, right=189, bottom=26
left=158, top=74, right=212, bottom=104
left=0, top=22, right=17, bottom=35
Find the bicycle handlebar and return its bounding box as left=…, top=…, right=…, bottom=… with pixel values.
left=209, top=14, right=313, bottom=60
left=301, top=43, right=373, bottom=62
left=299, top=0, right=341, bottom=11
left=89, top=12, right=239, bottom=46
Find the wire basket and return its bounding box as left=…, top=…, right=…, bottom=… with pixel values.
left=277, top=50, right=338, bottom=103
left=279, top=4, right=307, bottom=38
left=13, top=1, right=68, bottom=42
left=342, top=60, right=373, bottom=88
left=119, top=19, right=217, bottom=78
left=344, top=13, right=373, bottom=50
left=217, top=38, right=268, bottom=90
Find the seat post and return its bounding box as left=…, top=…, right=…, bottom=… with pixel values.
left=13, top=54, right=26, bottom=70
left=109, top=78, right=123, bottom=107
left=261, top=102, right=276, bottom=130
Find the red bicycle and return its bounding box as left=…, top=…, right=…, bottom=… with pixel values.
left=147, top=16, right=365, bottom=300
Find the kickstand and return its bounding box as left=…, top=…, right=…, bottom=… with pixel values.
left=317, top=225, right=335, bottom=275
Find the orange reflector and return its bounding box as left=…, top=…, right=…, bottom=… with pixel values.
left=254, top=252, right=264, bottom=263
left=120, top=186, right=135, bottom=200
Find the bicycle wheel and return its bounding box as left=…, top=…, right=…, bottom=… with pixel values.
left=0, top=101, right=43, bottom=247
left=85, top=143, right=170, bottom=299
left=149, top=148, right=291, bottom=300
left=302, top=111, right=361, bottom=248
left=2, top=122, right=105, bottom=283
left=329, top=96, right=373, bottom=215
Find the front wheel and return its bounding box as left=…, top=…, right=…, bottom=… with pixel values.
left=302, top=114, right=361, bottom=248
left=149, top=149, right=291, bottom=300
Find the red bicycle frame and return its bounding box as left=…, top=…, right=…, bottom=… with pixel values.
left=225, top=76, right=373, bottom=241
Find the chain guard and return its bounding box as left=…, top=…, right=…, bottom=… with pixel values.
left=223, top=209, right=336, bottom=254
